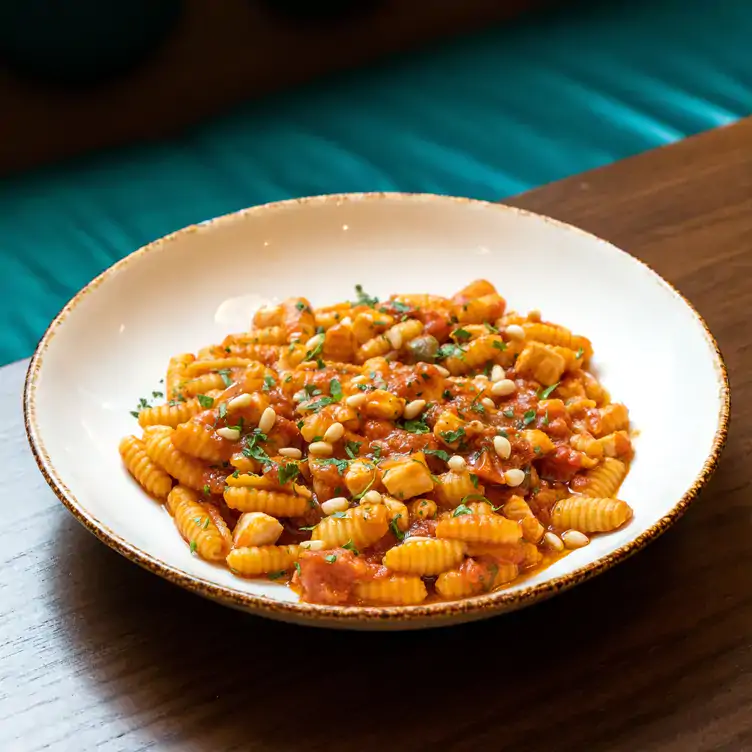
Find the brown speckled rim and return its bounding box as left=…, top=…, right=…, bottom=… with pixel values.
left=24, top=192, right=730, bottom=629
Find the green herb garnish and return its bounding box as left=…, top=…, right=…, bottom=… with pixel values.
left=424, top=448, right=450, bottom=462
left=197, top=394, right=214, bottom=409
left=538, top=382, right=560, bottom=399
left=452, top=327, right=472, bottom=342
left=329, top=378, right=343, bottom=402
left=440, top=427, right=466, bottom=444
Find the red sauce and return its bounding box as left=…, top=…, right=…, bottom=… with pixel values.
left=295, top=549, right=370, bottom=605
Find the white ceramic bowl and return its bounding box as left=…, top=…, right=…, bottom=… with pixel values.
left=24, top=193, right=729, bottom=629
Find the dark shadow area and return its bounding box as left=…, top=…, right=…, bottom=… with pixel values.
left=47, top=458, right=751, bottom=750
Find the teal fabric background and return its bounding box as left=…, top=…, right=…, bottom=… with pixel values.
left=1, top=0, right=750, bottom=365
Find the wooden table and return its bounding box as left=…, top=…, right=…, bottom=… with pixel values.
left=1, top=119, right=751, bottom=751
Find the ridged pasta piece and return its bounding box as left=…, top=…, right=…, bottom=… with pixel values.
left=312, top=504, right=389, bottom=549
left=467, top=501, right=494, bottom=515
left=355, top=334, right=390, bottom=363
left=502, top=495, right=533, bottom=520
left=454, top=293, right=506, bottom=324
left=452, top=279, right=498, bottom=303
left=323, top=323, right=356, bottom=362
left=252, top=304, right=284, bottom=328
left=363, top=389, right=405, bottom=420
left=282, top=297, right=316, bottom=342
left=443, top=335, right=506, bottom=375
left=521, top=429, right=555, bottom=455
left=168, top=486, right=230, bottom=561
left=351, top=310, right=394, bottom=344
left=314, top=304, right=356, bottom=331
left=185, top=357, right=254, bottom=377
left=245, top=326, right=287, bottom=345
left=433, top=410, right=467, bottom=448
left=552, top=345, right=584, bottom=373
left=551, top=495, right=633, bottom=533
left=582, top=371, right=610, bottom=406
left=520, top=516, right=545, bottom=543
left=575, top=457, right=627, bottom=498
left=435, top=470, right=480, bottom=505
left=522, top=322, right=593, bottom=362
left=345, top=460, right=380, bottom=497
left=138, top=391, right=220, bottom=428
left=119, top=435, right=173, bottom=499
left=220, top=341, right=283, bottom=364
left=166, top=353, right=195, bottom=400
left=227, top=545, right=301, bottom=576
left=407, top=498, right=437, bottom=522
left=514, top=341, right=567, bottom=385
left=143, top=427, right=206, bottom=491
left=383, top=538, right=466, bottom=575
left=597, top=431, right=633, bottom=459
left=182, top=372, right=227, bottom=397
left=435, top=560, right=518, bottom=599
left=594, top=403, right=630, bottom=437
left=223, top=487, right=309, bottom=516
left=383, top=496, right=409, bottom=532
left=436, top=514, right=522, bottom=545
left=381, top=454, right=434, bottom=500
left=355, top=575, right=427, bottom=605
left=232, top=512, right=284, bottom=547
left=570, top=432, right=604, bottom=459
left=172, top=420, right=226, bottom=462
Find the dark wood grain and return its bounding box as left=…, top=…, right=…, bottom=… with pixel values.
left=2, top=119, right=752, bottom=751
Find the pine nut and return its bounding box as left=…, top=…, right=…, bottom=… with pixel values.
left=323, top=422, right=345, bottom=443
left=435, top=365, right=450, bottom=377
left=493, top=435, right=512, bottom=460
left=300, top=540, right=324, bottom=551
left=362, top=490, right=383, bottom=504
left=544, top=531, right=564, bottom=552
left=447, top=455, right=467, bottom=472
left=258, top=407, right=277, bottom=434
left=321, top=497, right=349, bottom=515
left=481, top=397, right=495, bottom=409
left=305, top=333, right=325, bottom=350
left=505, top=324, right=525, bottom=341
left=227, top=392, right=253, bottom=411
left=308, top=441, right=333, bottom=457
left=279, top=447, right=302, bottom=459
left=562, top=530, right=590, bottom=549
left=346, top=393, right=367, bottom=409
left=386, top=328, right=403, bottom=350
left=216, top=427, right=241, bottom=441
left=490, top=364, right=505, bottom=382
left=351, top=375, right=368, bottom=385
left=491, top=379, right=517, bottom=398
left=403, top=399, right=427, bottom=420
left=504, top=468, right=526, bottom=487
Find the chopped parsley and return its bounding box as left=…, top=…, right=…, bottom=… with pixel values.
left=196, top=394, right=214, bottom=409
left=492, top=340, right=507, bottom=351
left=389, top=300, right=411, bottom=314
left=278, top=463, right=300, bottom=485
left=371, top=446, right=382, bottom=463
left=470, top=473, right=479, bottom=488
left=218, top=402, right=227, bottom=420
left=575, top=347, right=584, bottom=359
left=189, top=540, right=198, bottom=554
left=402, top=417, right=431, bottom=434
left=440, top=427, right=466, bottom=444
left=295, top=301, right=312, bottom=313
left=542, top=411, right=550, bottom=426
left=502, top=408, right=515, bottom=419
left=303, top=384, right=322, bottom=398
left=152, top=390, right=163, bottom=399
left=168, top=395, right=187, bottom=406
left=267, top=570, right=287, bottom=580
left=217, top=368, right=233, bottom=387
left=354, top=284, right=379, bottom=308
left=317, top=457, right=349, bottom=475
left=300, top=396, right=335, bottom=413
left=442, top=389, right=452, bottom=400
left=329, top=378, right=343, bottom=402
left=534, top=446, right=542, bottom=454
left=242, top=430, right=271, bottom=466
left=452, top=504, right=473, bottom=517
left=304, top=337, right=325, bottom=363
left=294, top=562, right=302, bottom=575
left=345, top=440, right=362, bottom=459
left=299, top=524, right=318, bottom=531
left=203, top=484, right=211, bottom=495
left=437, top=343, right=465, bottom=361
left=452, top=327, right=472, bottom=342
left=538, top=382, right=560, bottom=399
left=324, top=554, right=338, bottom=564
left=263, top=375, right=276, bottom=392
left=425, top=448, right=451, bottom=462
left=342, top=539, right=360, bottom=555
left=389, top=516, right=406, bottom=541
left=521, top=409, right=537, bottom=427
left=484, top=322, right=500, bottom=334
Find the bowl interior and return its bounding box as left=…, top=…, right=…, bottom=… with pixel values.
left=27, top=194, right=726, bottom=619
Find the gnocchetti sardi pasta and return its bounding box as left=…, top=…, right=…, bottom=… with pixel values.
left=120, top=280, right=634, bottom=606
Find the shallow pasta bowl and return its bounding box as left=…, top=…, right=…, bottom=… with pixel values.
left=24, top=193, right=729, bottom=630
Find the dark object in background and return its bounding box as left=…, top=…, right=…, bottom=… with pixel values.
left=257, top=0, right=383, bottom=23
left=0, top=0, right=182, bottom=87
